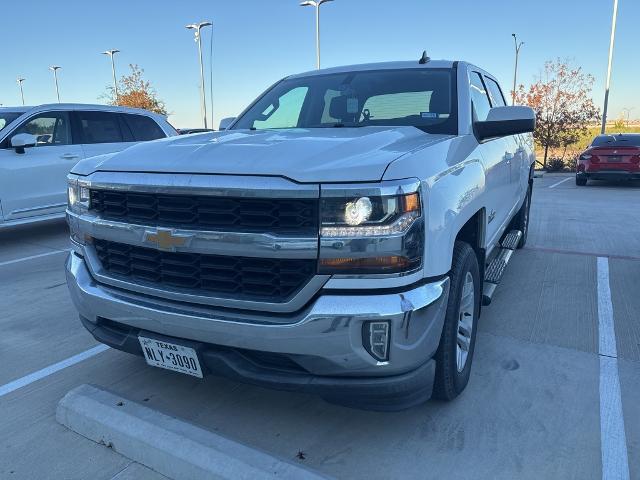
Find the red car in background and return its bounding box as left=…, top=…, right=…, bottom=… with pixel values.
left=576, top=134, right=640, bottom=185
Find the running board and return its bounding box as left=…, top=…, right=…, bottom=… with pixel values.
left=482, top=230, right=522, bottom=306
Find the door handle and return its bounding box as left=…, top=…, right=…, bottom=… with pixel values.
left=61, top=153, right=80, bottom=160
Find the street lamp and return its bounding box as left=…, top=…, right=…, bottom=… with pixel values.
left=102, top=49, right=120, bottom=101
left=16, top=77, right=26, bottom=106
left=300, top=0, right=334, bottom=70
left=49, top=66, right=62, bottom=103
left=601, top=0, right=619, bottom=134
left=511, top=34, right=524, bottom=105
left=186, top=21, right=212, bottom=129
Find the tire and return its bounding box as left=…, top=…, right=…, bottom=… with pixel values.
left=510, top=184, right=532, bottom=248
left=433, top=242, right=481, bottom=401
left=576, top=175, right=587, bottom=186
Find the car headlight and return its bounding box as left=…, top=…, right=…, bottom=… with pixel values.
left=319, top=181, right=424, bottom=275
left=320, top=192, right=420, bottom=237
left=67, top=176, right=90, bottom=213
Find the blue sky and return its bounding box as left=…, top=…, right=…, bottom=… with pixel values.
left=1, top=0, right=638, bottom=128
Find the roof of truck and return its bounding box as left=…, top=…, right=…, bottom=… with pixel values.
left=288, top=60, right=458, bottom=79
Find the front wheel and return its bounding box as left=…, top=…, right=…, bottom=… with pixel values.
left=576, top=175, right=588, bottom=186
left=433, top=242, right=481, bottom=401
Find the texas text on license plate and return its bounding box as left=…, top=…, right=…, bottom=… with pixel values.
left=138, top=336, right=203, bottom=378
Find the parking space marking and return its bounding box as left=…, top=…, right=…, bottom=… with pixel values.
left=0, top=249, right=68, bottom=268
left=548, top=177, right=572, bottom=188
left=524, top=246, right=640, bottom=262
left=597, top=257, right=630, bottom=480
left=0, top=345, right=109, bottom=398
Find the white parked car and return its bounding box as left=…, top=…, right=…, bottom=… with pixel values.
left=0, top=104, right=177, bottom=228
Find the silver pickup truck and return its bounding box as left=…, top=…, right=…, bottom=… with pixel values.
left=66, top=58, right=535, bottom=410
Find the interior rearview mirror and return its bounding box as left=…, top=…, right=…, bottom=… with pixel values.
left=475, top=106, right=535, bottom=142
left=219, top=117, right=236, bottom=130
left=11, top=133, right=38, bottom=154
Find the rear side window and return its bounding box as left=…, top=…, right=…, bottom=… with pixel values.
left=78, top=111, right=123, bottom=144
left=484, top=77, right=507, bottom=107
left=470, top=72, right=492, bottom=121
left=592, top=135, right=640, bottom=147
left=123, top=114, right=166, bottom=141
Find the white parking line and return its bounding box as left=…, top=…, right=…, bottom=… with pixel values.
left=548, top=177, right=572, bottom=189
left=597, top=257, right=630, bottom=480
left=0, top=249, right=69, bottom=268
left=0, top=345, right=109, bottom=398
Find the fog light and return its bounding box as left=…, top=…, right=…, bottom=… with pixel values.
left=363, top=321, right=390, bottom=362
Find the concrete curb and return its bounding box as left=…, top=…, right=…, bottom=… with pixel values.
left=56, top=384, right=332, bottom=480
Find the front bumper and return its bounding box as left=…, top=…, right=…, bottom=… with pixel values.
left=66, top=252, right=449, bottom=410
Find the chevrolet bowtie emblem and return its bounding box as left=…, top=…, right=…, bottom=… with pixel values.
left=143, top=228, right=192, bottom=251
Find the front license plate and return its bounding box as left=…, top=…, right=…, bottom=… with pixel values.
left=138, top=336, right=203, bottom=378
left=607, top=156, right=622, bottom=162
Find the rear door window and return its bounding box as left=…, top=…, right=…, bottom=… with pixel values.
left=592, top=135, right=640, bottom=147
left=470, top=72, right=492, bottom=121
left=77, top=111, right=124, bottom=144
left=122, top=114, right=166, bottom=141
left=484, top=77, right=507, bottom=107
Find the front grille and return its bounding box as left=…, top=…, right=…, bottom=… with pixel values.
left=93, top=239, right=316, bottom=302
left=90, top=190, right=318, bottom=234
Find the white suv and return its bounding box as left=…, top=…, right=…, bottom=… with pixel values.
left=0, top=104, right=177, bottom=228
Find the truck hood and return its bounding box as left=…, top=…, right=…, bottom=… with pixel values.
left=76, top=127, right=452, bottom=183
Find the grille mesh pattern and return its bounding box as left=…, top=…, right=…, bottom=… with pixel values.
left=93, top=239, right=316, bottom=301
left=90, top=190, right=318, bottom=233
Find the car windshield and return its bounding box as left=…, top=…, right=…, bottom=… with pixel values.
left=0, top=111, right=23, bottom=132
left=591, top=134, right=640, bottom=147
left=232, top=68, right=457, bottom=135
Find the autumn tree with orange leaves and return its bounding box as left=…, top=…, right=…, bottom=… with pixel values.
left=514, top=59, right=600, bottom=168
left=104, top=64, right=167, bottom=116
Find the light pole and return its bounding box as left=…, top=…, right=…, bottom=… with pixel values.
left=17, top=77, right=25, bottom=105
left=511, top=34, right=524, bottom=105
left=102, top=49, right=120, bottom=102
left=50, top=66, right=61, bottom=103
left=601, top=0, right=619, bottom=134
left=186, top=21, right=212, bottom=129
left=300, top=0, right=334, bottom=70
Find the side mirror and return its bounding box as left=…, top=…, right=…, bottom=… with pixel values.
left=475, top=106, right=535, bottom=142
left=10, top=133, right=37, bottom=154
left=219, top=117, right=236, bottom=130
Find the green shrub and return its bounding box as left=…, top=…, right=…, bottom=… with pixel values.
left=547, top=158, right=565, bottom=172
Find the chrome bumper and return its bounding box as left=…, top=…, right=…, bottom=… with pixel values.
left=66, top=252, right=449, bottom=377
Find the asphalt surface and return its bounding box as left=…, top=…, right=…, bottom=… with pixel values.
left=0, top=173, right=638, bottom=479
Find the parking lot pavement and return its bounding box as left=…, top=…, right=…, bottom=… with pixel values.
left=0, top=219, right=69, bottom=264
left=1, top=176, right=638, bottom=479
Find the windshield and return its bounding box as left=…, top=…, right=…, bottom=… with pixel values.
left=592, top=134, right=640, bottom=147
left=0, top=112, right=23, bottom=132
left=233, top=68, right=457, bottom=134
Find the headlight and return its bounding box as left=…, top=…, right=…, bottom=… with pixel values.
left=319, top=181, right=424, bottom=275
left=321, top=192, right=420, bottom=237
left=67, top=176, right=90, bottom=213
